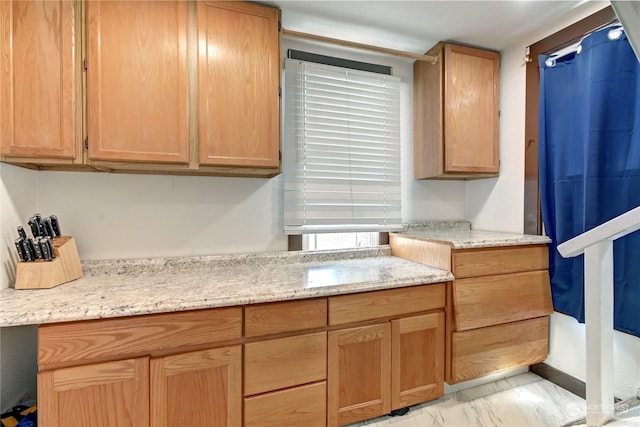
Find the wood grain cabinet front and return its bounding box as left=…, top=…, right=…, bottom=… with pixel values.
left=2, top=0, right=281, bottom=177
left=151, top=346, right=242, bottom=427
left=36, top=286, right=448, bottom=426
left=37, top=307, right=243, bottom=427
left=197, top=1, right=280, bottom=171
left=38, top=357, right=150, bottom=427
left=414, top=42, right=500, bottom=179
left=327, top=287, right=446, bottom=427
left=0, top=0, right=82, bottom=165
left=86, top=0, right=190, bottom=165
left=390, top=235, right=553, bottom=384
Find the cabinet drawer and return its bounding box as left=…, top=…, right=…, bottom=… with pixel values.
left=329, top=284, right=445, bottom=326
left=453, top=270, right=553, bottom=331
left=245, top=298, right=327, bottom=337
left=452, top=245, right=548, bottom=278
left=245, top=382, right=326, bottom=427
left=244, top=332, right=327, bottom=396
left=449, top=316, right=549, bottom=384
left=38, top=307, right=242, bottom=368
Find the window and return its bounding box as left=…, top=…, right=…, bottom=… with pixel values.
left=283, top=56, right=402, bottom=241
left=303, top=231, right=381, bottom=251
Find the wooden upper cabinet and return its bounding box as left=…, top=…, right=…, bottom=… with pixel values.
left=414, top=42, right=500, bottom=179
left=86, top=1, right=189, bottom=164
left=0, top=0, right=79, bottom=159
left=197, top=1, right=280, bottom=169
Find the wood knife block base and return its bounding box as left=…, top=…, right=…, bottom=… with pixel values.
left=15, top=236, right=83, bottom=290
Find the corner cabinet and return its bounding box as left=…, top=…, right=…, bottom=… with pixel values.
left=0, top=0, right=83, bottom=165
left=2, top=0, right=281, bottom=178
left=414, top=42, right=500, bottom=180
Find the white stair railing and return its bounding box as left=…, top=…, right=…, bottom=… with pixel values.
left=557, top=206, right=640, bottom=426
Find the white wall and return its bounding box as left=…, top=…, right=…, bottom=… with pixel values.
left=470, top=1, right=640, bottom=400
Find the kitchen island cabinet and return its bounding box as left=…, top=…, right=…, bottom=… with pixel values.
left=390, top=230, right=553, bottom=384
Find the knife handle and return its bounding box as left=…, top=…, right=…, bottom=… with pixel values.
left=49, top=215, right=61, bottom=237
left=17, top=226, right=27, bottom=240
left=15, top=238, right=27, bottom=262
left=44, top=236, right=56, bottom=259
left=43, top=218, right=55, bottom=238
left=28, top=238, right=42, bottom=260
left=21, top=238, right=34, bottom=261
left=39, top=238, right=53, bottom=261
left=28, top=218, right=41, bottom=238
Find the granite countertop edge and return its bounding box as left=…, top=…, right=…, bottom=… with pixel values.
left=0, top=246, right=454, bottom=328
left=393, top=229, right=552, bottom=249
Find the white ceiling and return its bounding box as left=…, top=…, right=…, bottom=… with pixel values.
left=260, top=0, right=610, bottom=54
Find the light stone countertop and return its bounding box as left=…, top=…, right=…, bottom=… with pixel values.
left=0, top=246, right=453, bottom=328
left=394, top=229, right=551, bottom=249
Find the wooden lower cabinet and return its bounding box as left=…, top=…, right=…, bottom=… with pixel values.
left=151, top=346, right=242, bottom=427
left=38, top=357, right=150, bottom=427
left=450, top=316, right=549, bottom=383
left=391, top=312, right=445, bottom=409
left=328, top=323, right=392, bottom=427
left=36, top=289, right=447, bottom=426
left=244, top=382, right=327, bottom=427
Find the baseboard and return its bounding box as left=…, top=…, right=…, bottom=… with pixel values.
left=531, top=363, right=586, bottom=399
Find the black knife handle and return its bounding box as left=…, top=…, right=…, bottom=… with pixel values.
left=28, top=238, right=42, bottom=260
left=15, top=238, right=27, bottom=262
left=39, top=239, right=53, bottom=261
left=21, top=238, right=34, bottom=261
left=43, top=218, right=55, bottom=238
left=28, top=218, right=41, bottom=238
left=17, top=226, right=27, bottom=240
left=49, top=215, right=61, bottom=237
left=44, top=236, right=55, bottom=259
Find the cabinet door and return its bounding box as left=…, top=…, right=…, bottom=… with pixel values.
left=443, top=43, right=499, bottom=174
left=0, top=0, right=78, bottom=159
left=197, top=1, right=280, bottom=168
left=37, top=357, right=150, bottom=427
left=150, top=346, right=242, bottom=427
left=328, top=324, right=391, bottom=427
left=391, top=312, right=444, bottom=410
left=86, top=1, right=189, bottom=163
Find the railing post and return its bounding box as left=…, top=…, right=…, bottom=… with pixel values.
left=583, top=240, right=614, bottom=426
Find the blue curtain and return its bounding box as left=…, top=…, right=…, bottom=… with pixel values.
left=539, top=26, right=640, bottom=337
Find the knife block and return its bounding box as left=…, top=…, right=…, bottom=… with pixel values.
left=14, top=236, right=83, bottom=290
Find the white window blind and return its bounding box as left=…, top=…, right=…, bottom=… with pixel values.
left=283, top=58, right=402, bottom=234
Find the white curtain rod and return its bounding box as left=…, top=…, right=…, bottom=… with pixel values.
left=282, top=28, right=438, bottom=64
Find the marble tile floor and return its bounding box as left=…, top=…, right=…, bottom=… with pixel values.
left=346, top=372, right=639, bottom=427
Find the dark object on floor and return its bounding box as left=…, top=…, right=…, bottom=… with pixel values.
left=0, top=405, right=37, bottom=427
left=390, top=407, right=410, bottom=417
